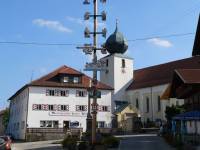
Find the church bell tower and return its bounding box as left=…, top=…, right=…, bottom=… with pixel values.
left=100, top=22, right=133, bottom=110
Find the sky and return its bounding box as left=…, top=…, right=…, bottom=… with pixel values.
left=0, top=0, right=200, bottom=109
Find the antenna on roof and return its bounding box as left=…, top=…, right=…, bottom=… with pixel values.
left=30, top=70, right=34, bottom=82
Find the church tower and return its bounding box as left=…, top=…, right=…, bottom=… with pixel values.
left=100, top=22, right=133, bottom=109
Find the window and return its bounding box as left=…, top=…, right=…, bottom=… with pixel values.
left=146, top=97, right=149, bottom=113
left=40, top=121, right=46, bottom=127
left=48, top=105, right=54, bottom=111
left=61, top=105, right=69, bottom=111
left=136, top=98, right=139, bottom=109
left=63, top=76, right=69, bottom=83
left=46, top=89, right=69, bottom=97
left=54, top=89, right=60, bottom=96
left=40, top=120, right=59, bottom=128
left=53, top=121, right=59, bottom=128
left=46, top=89, right=54, bottom=96
left=98, top=106, right=109, bottom=112
left=76, top=105, right=87, bottom=111
left=76, top=90, right=87, bottom=97
left=61, top=90, right=66, bottom=96
left=102, top=106, right=108, bottom=111
left=98, top=121, right=105, bottom=128
left=158, top=96, right=161, bottom=112
left=122, top=59, right=125, bottom=68
left=73, top=77, right=79, bottom=83
left=70, top=121, right=79, bottom=127
left=106, top=59, right=109, bottom=67
left=37, top=104, right=42, bottom=110
left=46, top=121, right=52, bottom=127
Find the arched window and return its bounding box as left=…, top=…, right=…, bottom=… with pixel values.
left=122, top=59, right=125, bottom=68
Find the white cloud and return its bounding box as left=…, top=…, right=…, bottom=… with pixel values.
left=66, top=16, right=106, bottom=28
left=147, top=38, right=173, bottom=48
left=33, top=19, right=72, bottom=33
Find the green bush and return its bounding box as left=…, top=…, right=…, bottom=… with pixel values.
left=62, top=137, right=78, bottom=150
left=102, top=136, right=120, bottom=148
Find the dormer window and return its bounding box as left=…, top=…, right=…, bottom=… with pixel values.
left=62, top=75, right=81, bottom=84
left=73, top=77, right=79, bottom=83
left=63, top=76, right=69, bottom=83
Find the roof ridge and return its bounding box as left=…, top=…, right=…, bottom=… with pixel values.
left=30, top=65, right=82, bottom=85
left=134, top=56, right=199, bottom=72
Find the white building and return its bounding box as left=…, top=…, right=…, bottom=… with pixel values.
left=100, top=53, right=200, bottom=123
left=7, top=65, right=113, bottom=140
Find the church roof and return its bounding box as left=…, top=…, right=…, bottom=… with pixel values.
left=8, top=65, right=113, bottom=100
left=126, top=56, right=200, bottom=90
left=105, top=22, right=128, bottom=54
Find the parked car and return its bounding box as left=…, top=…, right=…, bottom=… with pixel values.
left=0, top=137, right=7, bottom=150
left=0, top=136, right=12, bottom=150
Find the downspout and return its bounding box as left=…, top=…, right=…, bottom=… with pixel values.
left=151, top=87, right=154, bottom=121
left=25, top=87, right=30, bottom=141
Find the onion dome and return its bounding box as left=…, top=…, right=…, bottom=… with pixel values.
left=105, top=21, right=128, bottom=54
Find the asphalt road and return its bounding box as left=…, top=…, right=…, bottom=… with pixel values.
left=118, top=134, right=175, bottom=150
left=11, top=140, right=62, bottom=150
left=11, top=134, right=175, bottom=150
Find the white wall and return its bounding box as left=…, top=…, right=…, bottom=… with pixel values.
left=126, top=84, right=184, bottom=122
left=27, top=86, right=112, bottom=131
left=7, top=88, right=28, bottom=139
left=100, top=54, right=133, bottom=103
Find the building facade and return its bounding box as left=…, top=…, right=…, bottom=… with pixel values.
left=7, top=66, right=113, bottom=140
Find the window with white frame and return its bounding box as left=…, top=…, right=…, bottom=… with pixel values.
left=48, top=105, right=54, bottom=111
left=40, top=120, right=59, bottom=128
left=61, top=105, right=69, bottom=111
left=76, top=105, right=87, bottom=111
left=76, top=90, right=87, bottom=97
left=46, top=89, right=69, bottom=97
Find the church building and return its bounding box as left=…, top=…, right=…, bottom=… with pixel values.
left=7, top=15, right=200, bottom=140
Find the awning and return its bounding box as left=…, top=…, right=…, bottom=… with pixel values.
left=173, top=111, right=200, bottom=120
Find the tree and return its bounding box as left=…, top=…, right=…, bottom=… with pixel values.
left=2, top=108, right=9, bottom=129
left=165, top=105, right=185, bottom=122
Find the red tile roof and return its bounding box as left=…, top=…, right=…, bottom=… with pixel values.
left=127, top=56, right=200, bottom=90
left=175, top=69, right=200, bottom=84
left=8, top=65, right=113, bottom=100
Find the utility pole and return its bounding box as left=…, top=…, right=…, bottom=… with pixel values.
left=77, top=0, right=107, bottom=145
